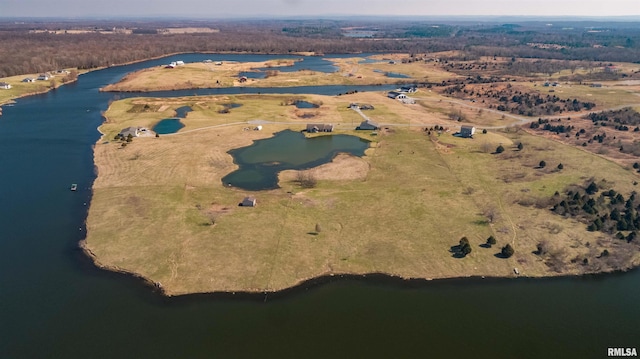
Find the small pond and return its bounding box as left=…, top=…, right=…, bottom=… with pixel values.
left=219, top=103, right=243, bottom=113
left=222, top=130, right=370, bottom=191
left=175, top=106, right=192, bottom=118
left=374, top=69, right=411, bottom=78
left=294, top=100, right=320, bottom=109
left=239, top=71, right=267, bottom=79
left=153, top=118, right=185, bottom=134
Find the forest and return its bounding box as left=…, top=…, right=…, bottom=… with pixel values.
left=1, top=18, right=640, bottom=77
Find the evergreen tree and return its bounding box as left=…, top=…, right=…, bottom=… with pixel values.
left=501, top=244, right=515, bottom=258
left=486, top=236, right=496, bottom=246
left=495, top=145, right=505, bottom=154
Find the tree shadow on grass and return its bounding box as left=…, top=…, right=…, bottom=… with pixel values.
left=494, top=252, right=510, bottom=259
left=307, top=232, right=319, bottom=236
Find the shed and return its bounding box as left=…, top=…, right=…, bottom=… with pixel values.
left=357, top=119, right=379, bottom=130
left=241, top=197, right=257, bottom=207
left=460, top=126, right=476, bottom=138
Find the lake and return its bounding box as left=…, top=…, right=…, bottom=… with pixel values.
left=222, top=130, right=370, bottom=190
left=0, top=53, right=639, bottom=358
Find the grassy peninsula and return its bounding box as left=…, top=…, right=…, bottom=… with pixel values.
left=84, top=54, right=640, bottom=295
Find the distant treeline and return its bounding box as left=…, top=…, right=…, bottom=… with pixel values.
left=1, top=19, right=640, bottom=77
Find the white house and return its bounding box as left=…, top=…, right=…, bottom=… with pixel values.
left=37, top=73, right=51, bottom=81
left=0, top=82, right=11, bottom=89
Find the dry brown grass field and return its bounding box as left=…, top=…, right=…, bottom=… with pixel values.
left=85, top=91, right=640, bottom=295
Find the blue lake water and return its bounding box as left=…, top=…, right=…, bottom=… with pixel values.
left=0, top=53, right=639, bottom=358
left=222, top=130, right=369, bottom=190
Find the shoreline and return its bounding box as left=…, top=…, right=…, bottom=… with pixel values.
left=78, top=238, right=638, bottom=299
left=0, top=77, right=82, bottom=111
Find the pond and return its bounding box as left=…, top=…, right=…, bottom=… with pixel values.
left=239, top=71, right=266, bottom=79
left=374, top=69, right=411, bottom=78
left=294, top=100, right=319, bottom=109
left=222, top=130, right=369, bottom=190
left=174, top=106, right=192, bottom=118
left=152, top=118, right=185, bottom=134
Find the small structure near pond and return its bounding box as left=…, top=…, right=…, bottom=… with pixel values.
left=357, top=119, right=379, bottom=130
left=306, top=123, right=334, bottom=133
left=241, top=197, right=257, bottom=207
left=459, top=126, right=476, bottom=138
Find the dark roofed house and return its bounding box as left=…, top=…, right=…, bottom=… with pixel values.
left=0, top=82, right=11, bottom=89
left=22, top=78, right=35, bottom=83
left=357, top=119, right=379, bottom=130
left=387, top=91, right=402, bottom=99
left=306, top=123, right=334, bottom=133
left=241, top=197, right=257, bottom=207
left=460, top=126, right=476, bottom=138
left=399, top=86, right=417, bottom=93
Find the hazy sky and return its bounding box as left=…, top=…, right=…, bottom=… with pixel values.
left=1, top=0, right=638, bottom=18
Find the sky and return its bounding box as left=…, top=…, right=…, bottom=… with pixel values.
left=0, top=0, right=639, bottom=18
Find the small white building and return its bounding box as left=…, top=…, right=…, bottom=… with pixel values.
left=0, top=82, right=11, bottom=89
left=241, top=197, right=257, bottom=207
left=37, top=73, right=51, bottom=81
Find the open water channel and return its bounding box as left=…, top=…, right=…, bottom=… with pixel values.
left=0, top=54, right=638, bottom=358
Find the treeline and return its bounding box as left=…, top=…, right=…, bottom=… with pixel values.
left=0, top=29, right=459, bottom=77
left=3, top=19, right=640, bottom=77
left=586, top=107, right=640, bottom=127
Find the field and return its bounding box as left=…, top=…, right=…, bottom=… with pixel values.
left=85, top=91, right=640, bottom=295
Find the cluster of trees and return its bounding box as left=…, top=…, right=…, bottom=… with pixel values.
left=550, top=181, right=639, bottom=243
left=529, top=118, right=576, bottom=134
left=452, top=235, right=514, bottom=258
left=586, top=108, right=640, bottom=127
left=442, top=84, right=595, bottom=116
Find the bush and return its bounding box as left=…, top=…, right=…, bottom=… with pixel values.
left=296, top=171, right=317, bottom=188
left=496, top=145, right=505, bottom=154
left=501, top=244, right=515, bottom=258
left=539, top=160, right=546, bottom=168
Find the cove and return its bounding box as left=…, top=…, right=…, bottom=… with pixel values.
left=222, top=130, right=369, bottom=190
left=0, top=53, right=639, bottom=358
